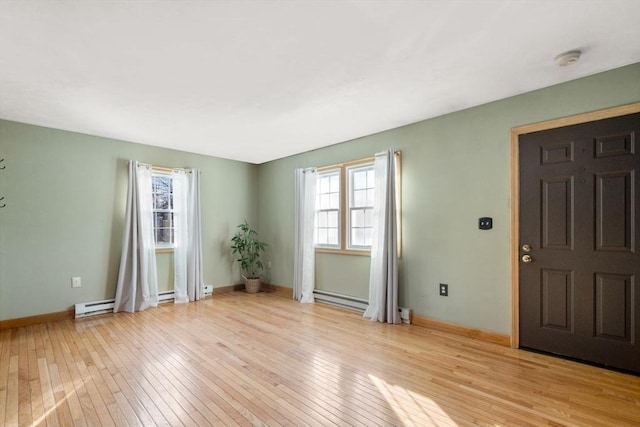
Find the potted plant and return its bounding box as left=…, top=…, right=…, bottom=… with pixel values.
left=230, top=221, right=268, bottom=293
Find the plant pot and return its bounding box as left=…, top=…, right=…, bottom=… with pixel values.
left=244, top=278, right=261, bottom=294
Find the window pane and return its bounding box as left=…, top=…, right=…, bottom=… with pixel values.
left=352, top=228, right=364, bottom=246
left=155, top=212, right=172, bottom=227
left=328, top=228, right=338, bottom=245
left=353, top=170, right=367, bottom=190
left=320, top=176, right=330, bottom=193
left=156, top=228, right=173, bottom=244
left=154, top=193, right=169, bottom=209
left=366, top=189, right=375, bottom=206
left=364, top=228, right=373, bottom=246
left=320, top=194, right=330, bottom=209
left=318, top=229, right=328, bottom=245
left=354, top=189, right=366, bottom=207
left=328, top=211, right=338, bottom=228
left=154, top=176, right=171, bottom=193
left=318, top=211, right=327, bottom=227
left=330, top=175, right=339, bottom=192
left=365, top=208, right=373, bottom=227
left=367, top=169, right=375, bottom=187
left=329, top=192, right=339, bottom=209
left=351, top=209, right=364, bottom=227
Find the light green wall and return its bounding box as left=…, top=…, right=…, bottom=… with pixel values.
left=156, top=252, right=174, bottom=292
left=315, top=253, right=370, bottom=299
left=257, top=63, right=640, bottom=334
left=0, top=121, right=258, bottom=320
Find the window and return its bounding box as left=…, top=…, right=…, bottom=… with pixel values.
left=315, top=170, right=341, bottom=248
left=315, top=160, right=375, bottom=253
left=314, top=153, right=401, bottom=255
left=347, top=164, right=375, bottom=248
left=152, top=173, right=175, bottom=248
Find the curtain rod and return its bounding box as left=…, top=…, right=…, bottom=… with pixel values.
left=316, top=150, right=400, bottom=172
left=128, top=161, right=187, bottom=173
left=375, top=149, right=401, bottom=157
left=316, top=156, right=372, bottom=172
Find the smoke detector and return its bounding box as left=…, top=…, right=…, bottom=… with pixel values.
left=555, top=50, right=582, bottom=67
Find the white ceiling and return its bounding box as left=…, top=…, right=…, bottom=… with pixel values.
left=1, top=1, right=639, bottom=164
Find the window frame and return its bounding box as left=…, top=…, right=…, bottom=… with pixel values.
left=314, top=153, right=402, bottom=257
left=314, top=168, right=342, bottom=249
left=346, top=162, right=376, bottom=250
left=151, top=170, right=176, bottom=253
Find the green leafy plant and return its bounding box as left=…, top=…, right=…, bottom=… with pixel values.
left=230, top=221, right=268, bottom=279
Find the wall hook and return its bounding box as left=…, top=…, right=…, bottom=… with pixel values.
left=0, top=158, right=4, bottom=170
left=0, top=196, right=5, bottom=208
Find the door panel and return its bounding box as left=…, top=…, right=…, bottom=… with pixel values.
left=541, top=269, right=573, bottom=331
left=541, top=177, right=574, bottom=249
left=595, top=171, right=633, bottom=252
left=594, top=273, right=632, bottom=341
left=519, top=112, right=640, bottom=373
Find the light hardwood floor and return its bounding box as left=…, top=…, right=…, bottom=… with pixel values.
left=1, top=292, right=639, bottom=426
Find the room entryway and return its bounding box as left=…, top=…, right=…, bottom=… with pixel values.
left=517, top=111, right=639, bottom=373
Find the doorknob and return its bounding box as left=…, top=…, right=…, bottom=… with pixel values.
left=521, top=244, right=532, bottom=253
left=521, top=254, right=533, bottom=263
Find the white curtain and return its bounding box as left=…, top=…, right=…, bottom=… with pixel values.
left=173, top=171, right=189, bottom=303
left=173, top=168, right=205, bottom=303
left=364, top=149, right=400, bottom=324
left=186, top=169, right=205, bottom=301
left=293, top=168, right=317, bottom=303
left=114, top=161, right=159, bottom=313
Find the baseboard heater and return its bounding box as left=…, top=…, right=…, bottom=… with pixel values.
left=75, top=285, right=214, bottom=318
left=313, top=290, right=368, bottom=312
left=313, top=290, right=412, bottom=323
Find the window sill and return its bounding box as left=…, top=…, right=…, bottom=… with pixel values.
left=155, top=247, right=174, bottom=254
left=315, top=248, right=370, bottom=257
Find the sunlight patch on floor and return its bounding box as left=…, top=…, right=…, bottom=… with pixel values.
left=32, top=385, right=78, bottom=427
left=369, top=374, right=458, bottom=426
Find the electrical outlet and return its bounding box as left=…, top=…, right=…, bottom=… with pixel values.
left=72, top=277, right=82, bottom=288
left=266, top=261, right=272, bottom=268
left=398, top=307, right=412, bottom=324
left=439, top=283, right=448, bottom=296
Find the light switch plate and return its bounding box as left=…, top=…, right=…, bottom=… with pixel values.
left=479, top=217, right=493, bottom=230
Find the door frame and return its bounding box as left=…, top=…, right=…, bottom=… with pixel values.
left=509, top=102, right=640, bottom=349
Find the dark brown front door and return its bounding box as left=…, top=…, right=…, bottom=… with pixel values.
left=519, top=112, right=640, bottom=373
